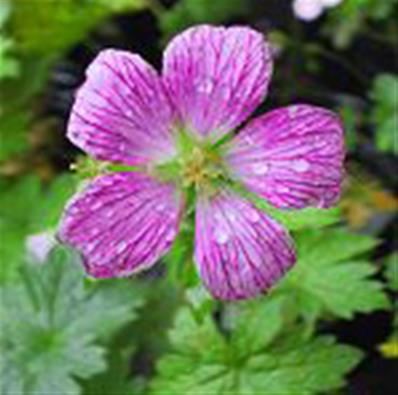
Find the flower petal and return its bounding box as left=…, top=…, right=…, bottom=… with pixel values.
left=194, top=191, right=295, bottom=300
left=58, top=173, right=182, bottom=278
left=163, top=25, right=273, bottom=141
left=225, top=105, right=345, bottom=209
left=68, top=49, right=178, bottom=166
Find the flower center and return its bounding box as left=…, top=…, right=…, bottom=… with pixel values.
left=180, top=146, right=224, bottom=189
left=150, top=131, right=228, bottom=192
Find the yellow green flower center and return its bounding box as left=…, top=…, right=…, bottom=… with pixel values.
left=180, top=146, right=224, bottom=188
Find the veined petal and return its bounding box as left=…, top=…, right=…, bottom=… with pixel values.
left=225, top=105, right=345, bottom=209
left=58, top=173, right=182, bottom=278
left=163, top=25, right=273, bottom=141
left=194, top=191, right=295, bottom=300
left=68, top=49, right=178, bottom=166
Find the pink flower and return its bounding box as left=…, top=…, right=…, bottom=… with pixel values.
left=59, top=25, right=344, bottom=300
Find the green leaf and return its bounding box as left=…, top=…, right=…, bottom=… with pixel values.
left=370, top=73, right=398, bottom=153
left=82, top=349, right=146, bottom=395
left=251, top=193, right=342, bottom=231
left=160, top=0, right=248, bottom=41
left=151, top=304, right=362, bottom=395
left=0, top=176, right=41, bottom=282
left=0, top=55, right=53, bottom=112
left=324, top=0, right=398, bottom=49
left=0, top=0, right=11, bottom=28
left=339, top=104, right=358, bottom=150
left=228, top=296, right=289, bottom=357
left=277, top=228, right=389, bottom=320
left=384, top=253, right=398, bottom=292
left=293, top=228, right=378, bottom=265
left=241, top=335, right=362, bottom=395
left=0, top=245, right=144, bottom=395
left=9, top=0, right=146, bottom=55
left=0, top=35, right=19, bottom=80
left=0, top=175, right=77, bottom=283
left=65, top=279, right=144, bottom=342
left=0, top=2, right=19, bottom=80
left=0, top=110, right=29, bottom=160
left=127, top=281, right=183, bottom=365
left=150, top=307, right=228, bottom=395
left=30, top=174, right=77, bottom=232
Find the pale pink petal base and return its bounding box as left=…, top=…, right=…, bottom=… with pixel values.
left=225, top=105, right=345, bottom=209
left=163, top=25, right=273, bottom=141
left=68, top=49, right=178, bottom=166
left=195, top=191, right=296, bottom=300
left=58, top=173, right=182, bottom=278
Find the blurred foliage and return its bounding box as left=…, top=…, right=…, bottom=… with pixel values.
left=0, top=0, right=147, bottom=162
left=0, top=110, right=29, bottom=161
left=0, top=36, right=19, bottom=79
left=0, top=0, right=18, bottom=79
left=0, top=175, right=77, bottom=282
left=8, top=0, right=146, bottom=55
left=83, top=350, right=146, bottom=395
left=337, top=72, right=397, bottom=155
left=370, top=73, right=398, bottom=154
left=324, top=0, right=398, bottom=49
left=384, top=253, right=398, bottom=292
left=0, top=246, right=144, bottom=395
left=159, top=0, right=248, bottom=41
left=378, top=254, right=398, bottom=359
left=341, top=170, right=398, bottom=230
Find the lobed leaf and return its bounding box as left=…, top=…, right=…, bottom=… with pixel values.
left=0, top=245, right=144, bottom=395
left=150, top=303, right=362, bottom=395
left=277, top=228, right=389, bottom=320
left=250, top=193, right=342, bottom=231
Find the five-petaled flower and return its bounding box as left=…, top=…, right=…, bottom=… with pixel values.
left=59, top=25, right=344, bottom=300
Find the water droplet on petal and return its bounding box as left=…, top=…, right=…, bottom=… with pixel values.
left=91, top=201, right=103, bottom=210
left=86, top=242, right=96, bottom=253
left=104, top=209, right=114, bottom=218
left=116, top=241, right=128, bottom=254
left=226, top=210, right=238, bottom=222
left=291, top=159, right=310, bottom=173
left=196, top=78, right=214, bottom=95
left=276, top=185, right=290, bottom=193
left=213, top=226, right=230, bottom=245
left=92, top=252, right=105, bottom=265
left=288, top=105, right=299, bottom=117
left=90, top=227, right=100, bottom=236
left=69, top=206, right=79, bottom=215
left=155, top=202, right=167, bottom=212
left=252, top=162, right=269, bottom=176
left=247, top=210, right=261, bottom=223
left=242, top=135, right=254, bottom=146
left=221, top=83, right=232, bottom=100
left=165, top=228, right=177, bottom=243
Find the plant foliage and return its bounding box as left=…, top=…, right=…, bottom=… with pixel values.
left=0, top=246, right=144, bottom=395
left=151, top=299, right=363, bottom=395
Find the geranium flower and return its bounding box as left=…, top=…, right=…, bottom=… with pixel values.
left=59, top=25, right=344, bottom=300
